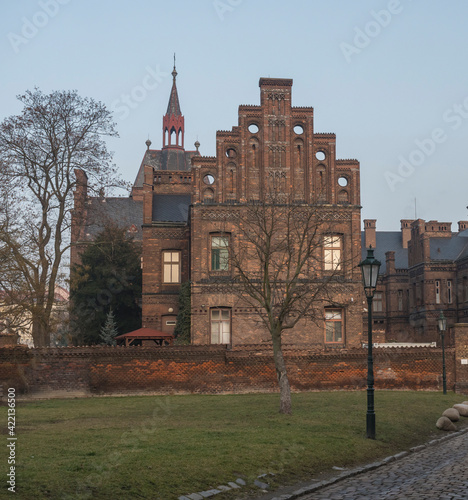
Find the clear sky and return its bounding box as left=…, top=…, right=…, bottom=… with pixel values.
left=2, top=0, right=468, bottom=231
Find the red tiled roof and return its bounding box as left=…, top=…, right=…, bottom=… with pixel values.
left=115, top=328, right=174, bottom=339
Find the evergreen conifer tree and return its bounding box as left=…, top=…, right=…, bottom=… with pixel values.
left=100, top=309, right=118, bottom=346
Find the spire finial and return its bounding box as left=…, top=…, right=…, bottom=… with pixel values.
left=172, top=53, right=177, bottom=79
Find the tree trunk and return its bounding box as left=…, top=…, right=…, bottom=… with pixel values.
left=272, top=333, right=292, bottom=414
left=31, top=316, right=50, bottom=347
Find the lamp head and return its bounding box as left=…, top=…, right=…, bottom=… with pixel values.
left=359, top=246, right=381, bottom=298
left=438, top=311, right=447, bottom=332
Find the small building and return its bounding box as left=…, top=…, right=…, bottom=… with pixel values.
left=115, top=328, right=174, bottom=347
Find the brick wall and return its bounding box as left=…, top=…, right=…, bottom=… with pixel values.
left=0, top=344, right=458, bottom=398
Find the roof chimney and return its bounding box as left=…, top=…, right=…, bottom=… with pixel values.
left=458, top=221, right=468, bottom=232
left=385, top=251, right=395, bottom=275
left=400, top=219, right=414, bottom=249
left=364, top=219, right=376, bottom=249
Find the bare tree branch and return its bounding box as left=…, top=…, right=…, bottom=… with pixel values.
left=0, top=88, right=124, bottom=346
left=212, top=194, right=353, bottom=414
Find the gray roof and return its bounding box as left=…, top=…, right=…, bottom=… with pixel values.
left=360, top=229, right=468, bottom=274
left=84, top=197, right=143, bottom=240
left=133, top=149, right=199, bottom=188
left=361, top=231, right=408, bottom=274
left=430, top=231, right=468, bottom=261
left=152, top=194, right=191, bottom=223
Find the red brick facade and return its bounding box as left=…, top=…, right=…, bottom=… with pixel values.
left=71, top=72, right=368, bottom=347
left=138, top=77, right=365, bottom=347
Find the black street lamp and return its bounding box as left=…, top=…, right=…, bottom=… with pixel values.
left=438, top=311, right=447, bottom=395
left=359, top=246, right=381, bottom=440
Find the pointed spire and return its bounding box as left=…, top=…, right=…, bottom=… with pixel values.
left=162, top=54, right=185, bottom=149
left=166, top=53, right=181, bottom=117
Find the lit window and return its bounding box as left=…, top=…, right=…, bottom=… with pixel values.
left=435, top=280, right=441, bottom=304
left=324, top=236, right=342, bottom=271
left=325, top=309, right=343, bottom=343
left=211, top=308, right=230, bottom=344
left=163, top=251, right=180, bottom=283
left=373, top=292, right=383, bottom=312
left=211, top=236, right=229, bottom=271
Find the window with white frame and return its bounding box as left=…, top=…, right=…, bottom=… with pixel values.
left=325, top=309, right=343, bottom=343
left=324, top=235, right=342, bottom=271
left=163, top=251, right=181, bottom=283
left=210, top=308, right=231, bottom=344
left=435, top=280, right=441, bottom=304
left=211, top=235, right=229, bottom=271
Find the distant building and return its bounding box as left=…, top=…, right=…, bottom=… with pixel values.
left=363, top=218, right=468, bottom=344
left=0, top=285, right=69, bottom=347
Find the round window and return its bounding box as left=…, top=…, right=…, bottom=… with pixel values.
left=316, top=151, right=326, bottom=161
left=338, top=176, right=348, bottom=187
left=248, top=123, right=259, bottom=134
left=203, top=174, right=215, bottom=185
left=293, top=124, right=304, bottom=135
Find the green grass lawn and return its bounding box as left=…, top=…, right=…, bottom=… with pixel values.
left=1, top=391, right=467, bottom=499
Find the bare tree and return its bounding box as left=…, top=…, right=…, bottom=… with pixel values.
left=0, top=89, right=123, bottom=347
left=222, top=199, right=350, bottom=414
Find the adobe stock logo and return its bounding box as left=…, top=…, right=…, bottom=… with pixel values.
left=213, top=0, right=243, bottom=21
left=384, top=96, right=468, bottom=192
left=7, top=0, right=71, bottom=54
left=111, top=65, right=169, bottom=121
left=340, top=0, right=406, bottom=63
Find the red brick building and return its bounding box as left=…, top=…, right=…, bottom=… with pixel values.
left=72, top=71, right=365, bottom=347
left=140, top=75, right=364, bottom=347
left=363, top=218, right=468, bottom=344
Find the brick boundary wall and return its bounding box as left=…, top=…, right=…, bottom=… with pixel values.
left=0, top=344, right=459, bottom=398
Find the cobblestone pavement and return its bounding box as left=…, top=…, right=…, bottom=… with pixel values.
left=299, top=431, right=468, bottom=500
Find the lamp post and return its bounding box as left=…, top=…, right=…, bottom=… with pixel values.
left=359, top=247, right=381, bottom=440
left=438, top=311, right=447, bottom=395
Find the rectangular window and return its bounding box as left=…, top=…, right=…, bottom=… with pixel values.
left=398, top=290, right=403, bottom=311
left=324, top=236, right=342, bottom=271
left=435, top=280, right=441, bottom=304
left=211, top=236, right=229, bottom=271
left=163, top=251, right=180, bottom=283
left=373, top=292, right=383, bottom=312
left=325, top=309, right=343, bottom=343
left=447, top=280, right=452, bottom=304
left=211, top=308, right=230, bottom=344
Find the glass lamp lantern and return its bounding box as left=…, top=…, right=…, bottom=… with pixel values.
left=359, top=247, right=381, bottom=298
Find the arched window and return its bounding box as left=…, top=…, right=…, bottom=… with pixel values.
left=337, top=190, right=349, bottom=204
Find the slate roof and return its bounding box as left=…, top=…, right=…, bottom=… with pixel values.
left=361, top=228, right=468, bottom=274
left=361, top=231, right=408, bottom=274
left=152, top=194, right=191, bottom=223
left=84, top=197, right=143, bottom=240
left=430, top=230, right=468, bottom=261
left=133, top=149, right=199, bottom=188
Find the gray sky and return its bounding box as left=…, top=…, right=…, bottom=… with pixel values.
left=2, top=0, right=468, bottom=230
